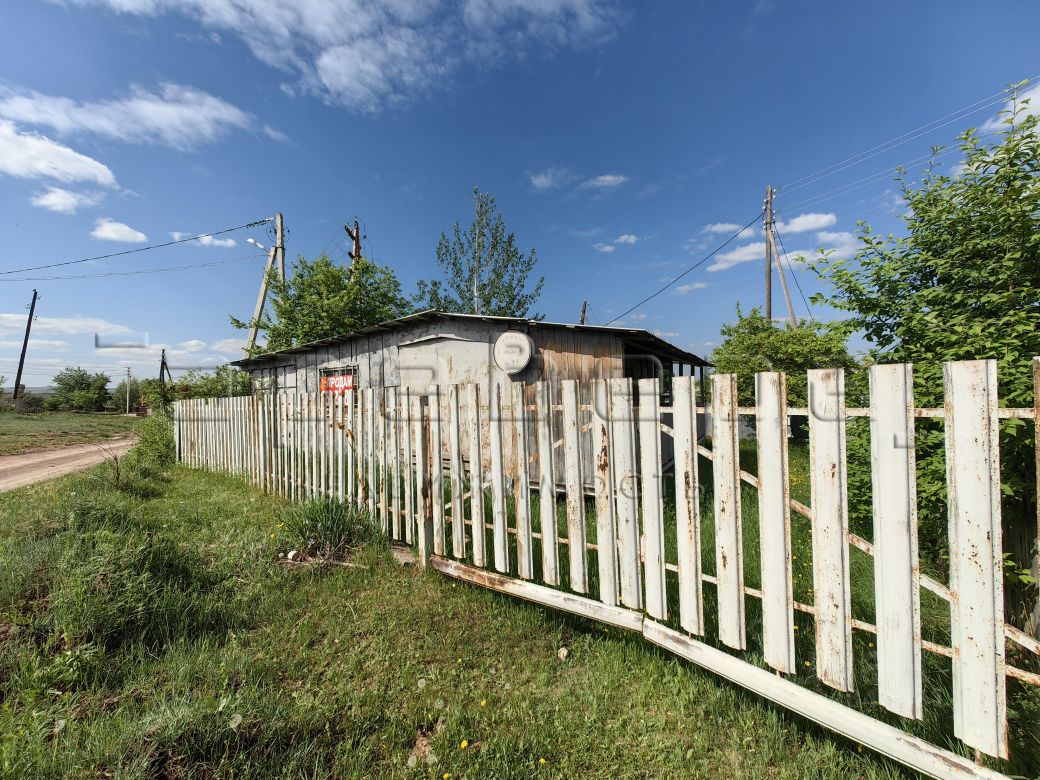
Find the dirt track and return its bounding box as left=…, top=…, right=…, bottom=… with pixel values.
left=0, top=438, right=136, bottom=492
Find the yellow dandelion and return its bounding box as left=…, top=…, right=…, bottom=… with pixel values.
left=857, top=745, right=864, bottom=753
left=480, top=699, right=487, bottom=707
left=460, top=739, right=469, bottom=749
left=868, top=642, right=874, bottom=648
left=539, top=758, right=547, bottom=765
left=443, top=773, right=451, bottom=780
left=793, top=625, right=799, bottom=631
left=804, top=661, right=811, bottom=668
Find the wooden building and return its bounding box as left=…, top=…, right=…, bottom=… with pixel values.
left=233, top=310, right=710, bottom=484
left=232, top=309, right=708, bottom=401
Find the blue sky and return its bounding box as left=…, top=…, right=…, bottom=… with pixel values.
left=1, top=0, right=1038, bottom=386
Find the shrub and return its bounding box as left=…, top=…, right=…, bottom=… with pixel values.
left=131, top=412, right=175, bottom=468
left=16, top=394, right=43, bottom=413
left=280, top=499, right=380, bottom=560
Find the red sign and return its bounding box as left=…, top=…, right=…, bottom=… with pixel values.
left=320, top=373, right=355, bottom=393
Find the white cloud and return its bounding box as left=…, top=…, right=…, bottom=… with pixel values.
left=0, top=83, right=259, bottom=151
left=0, top=120, right=116, bottom=186
left=614, top=233, right=638, bottom=244
left=65, top=0, right=620, bottom=112
left=781, top=230, right=860, bottom=266
left=0, top=338, right=69, bottom=351
left=673, top=282, right=709, bottom=294
left=982, top=83, right=1040, bottom=132
left=178, top=339, right=207, bottom=352
left=0, top=314, right=131, bottom=336
left=593, top=242, right=616, bottom=253
left=700, top=222, right=742, bottom=234
left=529, top=166, right=570, bottom=191
left=708, top=241, right=766, bottom=272
left=776, top=212, right=836, bottom=234
left=579, top=173, right=627, bottom=190
left=30, top=186, right=105, bottom=214
left=91, top=218, right=147, bottom=243
left=171, top=231, right=236, bottom=248
left=210, top=337, right=246, bottom=354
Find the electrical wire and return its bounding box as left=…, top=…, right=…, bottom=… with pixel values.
left=778, top=78, right=1033, bottom=196
left=0, top=218, right=272, bottom=277
left=775, top=132, right=995, bottom=216
left=0, top=252, right=266, bottom=282
left=773, top=227, right=814, bottom=323
left=606, top=212, right=764, bottom=325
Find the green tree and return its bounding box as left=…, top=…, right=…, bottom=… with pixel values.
left=233, top=254, right=410, bottom=353
left=709, top=305, right=857, bottom=406
left=46, top=367, right=110, bottom=412
left=112, top=377, right=142, bottom=411
left=415, top=188, right=544, bottom=318
left=810, top=86, right=1040, bottom=629
left=140, top=366, right=251, bottom=409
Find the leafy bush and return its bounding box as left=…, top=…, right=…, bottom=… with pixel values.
left=131, top=412, right=175, bottom=468
left=16, top=394, right=43, bottom=414
left=45, top=367, right=110, bottom=412
left=280, top=498, right=380, bottom=560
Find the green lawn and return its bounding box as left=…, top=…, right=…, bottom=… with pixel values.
left=0, top=454, right=920, bottom=779
left=0, top=411, right=138, bottom=456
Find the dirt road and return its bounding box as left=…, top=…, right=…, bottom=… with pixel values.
left=0, top=438, right=136, bottom=492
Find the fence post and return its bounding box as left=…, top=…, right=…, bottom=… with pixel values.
left=415, top=396, right=435, bottom=568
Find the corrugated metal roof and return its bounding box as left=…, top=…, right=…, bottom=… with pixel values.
left=231, top=309, right=710, bottom=368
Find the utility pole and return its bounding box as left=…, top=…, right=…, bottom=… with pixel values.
left=769, top=224, right=799, bottom=328
left=274, top=212, right=285, bottom=282
left=344, top=218, right=362, bottom=264
left=245, top=242, right=278, bottom=355
left=579, top=301, right=588, bottom=325
left=764, top=185, right=799, bottom=328
left=159, top=349, right=172, bottom=408
left=764, top=185, right=774, bottom=322
left=13, top=288, right=38, bottom=402
left=125, top=367, right=131, bottom=414
left=244, top=213, right=286, bottom=355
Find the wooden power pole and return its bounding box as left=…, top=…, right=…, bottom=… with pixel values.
left=344, top=218, right=362, bottom=264
left=274, top=212, right=285, bottom=282
left=245, top=213, right=285, bottom=355
left=13, top=288, right=38, bottom=401
left=764, top=185, right=799, bottom=328
left=579, top=301, right=588, bottom=325
left=764, top=185, right=774, bottom=322
left=245, top=242, right=278, bottom=355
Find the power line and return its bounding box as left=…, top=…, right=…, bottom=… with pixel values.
left=606, top=212, right=764, bottom=325
left=775, top=133, right=992, bottom=216
left=778, top=78, right=1033, bottom=196
left=0, top=252, right=266, bottom=282
left=0, top=218, right=272, bottom=277
left=773, top=227, right=814, bottom=323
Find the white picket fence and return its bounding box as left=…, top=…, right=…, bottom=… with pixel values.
left=172, top=359, right=1040, bottom=780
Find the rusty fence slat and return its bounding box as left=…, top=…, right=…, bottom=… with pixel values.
left=756, top=371, right=795, bottom=673
left=945, top=359, right=1008, bottom=759
left=711, top=373, right=746, bottom=651
left=672, top=375, right=704, bottom=636
left=592, top=379, right=618, bottom=607
left=808, top=368, right=854, bottom=692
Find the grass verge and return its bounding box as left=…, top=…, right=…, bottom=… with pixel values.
left=0, top=411, right=138, bottom=456
left=0, top=450, right=936, bottom=778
